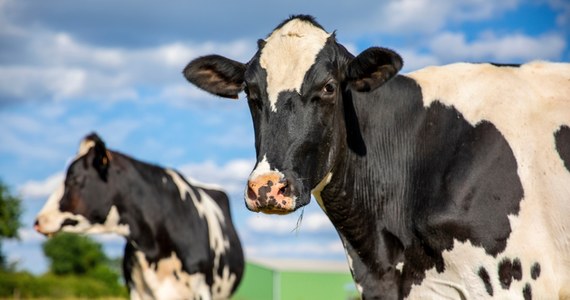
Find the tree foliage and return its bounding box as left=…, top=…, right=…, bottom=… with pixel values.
left=0, top=180, right=22, bottom=269
left=41, top=233, right=126, bottom=296
left=42, top=233, right=108, bottom=275
left=0, top=181, right=22, bottom=239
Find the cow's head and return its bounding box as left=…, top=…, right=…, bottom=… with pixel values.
left=184, top=15, right=402, bottom=214
left=34, top=133, right=129, bottom=237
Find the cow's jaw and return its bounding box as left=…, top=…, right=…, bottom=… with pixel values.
left=34, top=182, right=130, bottom=236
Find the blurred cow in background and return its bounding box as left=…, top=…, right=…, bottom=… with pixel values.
left=35, top=133, right=244, bottom=300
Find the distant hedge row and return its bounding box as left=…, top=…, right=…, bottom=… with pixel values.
left=0, top=271, right=128, bottom=299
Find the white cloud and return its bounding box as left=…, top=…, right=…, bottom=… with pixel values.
left=353, top=0, right=521, bottom=35
left=1, top=0, right=566, bottom=108
left=93, top=233, right=125, bottom=245
left=178, top=159, right=254, bottom=196
left=449, top=0, right=520, bottom=22
left=429, top=31, right=566, bottom=62
left=399, top=50, right=441, bottom=73
left=19, top=172, right=63, bottom=199
left=16, top=227, right=45, bottom=243
left=245, top=239, right=345, bottom=259
left=0, top=24, right=255, bottom=106
left=246, top=211, right=334, bottom=235
left=0, top=107, right=94, bottom=162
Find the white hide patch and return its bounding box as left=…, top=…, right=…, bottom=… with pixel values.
left=407, top=239, right=557, bottom=299
left=311, top=172, right=333, bottom=213
left=341, top=242, right=364, bottom=295
left=260, top=18, right=331, bottom=111
left=87, top=206, right=130, bottom=236
left=130, top=251, right=213, bottom=300
left=248, top=155, right=273, bottom=180
left=248, top=155, right=287, bottom=181
left=406, top=62, right=570, bottom=298
left=166, top=169, right=236, bottom=297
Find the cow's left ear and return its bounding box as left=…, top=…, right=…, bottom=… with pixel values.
left=346, top=47, right=403, bottom=92
left=91, top=137, right=110, bottom=182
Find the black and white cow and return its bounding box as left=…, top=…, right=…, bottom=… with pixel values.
left=34, top=133, right=244, bottom=300
left=183, top=15, right=570, bottom=299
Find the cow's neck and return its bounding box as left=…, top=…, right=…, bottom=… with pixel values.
left=321, top=75, right=472, bottom=295
left=111, top=155, right=175, bottom=263
left=323, top=76, right=423, bottom=251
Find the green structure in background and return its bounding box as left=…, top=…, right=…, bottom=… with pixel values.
left=233, top=258, right=359, bottom=300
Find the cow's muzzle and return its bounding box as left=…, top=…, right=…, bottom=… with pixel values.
left=245, top=172, right=296, bottom=214
left=33, top=218, right=55, bottom=237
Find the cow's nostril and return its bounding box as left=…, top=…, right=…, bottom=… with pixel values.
left=247, top=186, right=257, bottom=200
left=278, top=182, right=290, bottom=196
left=33, top=219, right=40, bottom=232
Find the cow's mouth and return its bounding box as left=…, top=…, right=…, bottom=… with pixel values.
left=34, top=217, right=79, bottom=238
left=245, top=197, right=297, bottom=214
left=258, top=207, right=293, bottom=215
left=33, top=222, right=56, bottom=238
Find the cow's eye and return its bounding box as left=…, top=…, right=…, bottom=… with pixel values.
left=323, top=81, right=336, bottom=95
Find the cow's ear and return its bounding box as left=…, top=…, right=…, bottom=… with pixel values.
left=346, top=47, right=403, bottom=92
left=90, top=135, right=110, bottom=182
left=183, top=55, right=246, bottom=99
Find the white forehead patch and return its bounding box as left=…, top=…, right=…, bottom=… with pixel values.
left=260, top=19, right=331, bottom=112
left=248, top=155, right=277, bottom=180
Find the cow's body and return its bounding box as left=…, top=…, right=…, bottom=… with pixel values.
left=35, top=134, right=244, bottom=300
left=318, top=62, right=570, bottom=299
left=183, top=15, right=570, bottom=299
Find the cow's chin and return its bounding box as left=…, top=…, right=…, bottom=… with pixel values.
left=246, top=201, right=296, bottom=214
left=259, top=208, right=293, bottom=215
left=35, top=228, right=59, bottom=238
left=246, top=193, right=310, bottom=215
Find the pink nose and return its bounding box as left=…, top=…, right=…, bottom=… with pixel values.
left=246, top=172, right=294, bottom=214
left=33, top=219, right=40, bottom=232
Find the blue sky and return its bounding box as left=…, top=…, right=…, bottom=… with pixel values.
left=1, top=0, right=568, bottom=274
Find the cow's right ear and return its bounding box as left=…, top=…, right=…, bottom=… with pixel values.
left=183, top=55, right=246, bottom=99
left=346, top=47, right=403, bottom=92
left=89, top=134, right=110, bottom=182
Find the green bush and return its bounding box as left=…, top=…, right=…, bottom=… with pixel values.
left=43, top=233, right=107, bottom=276
left=0, top=270, right=128, bottom=298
